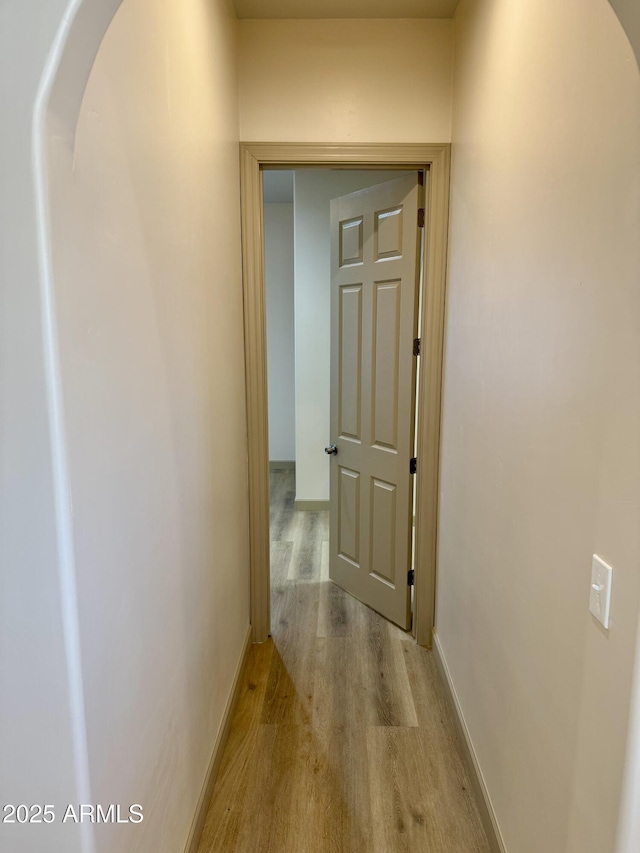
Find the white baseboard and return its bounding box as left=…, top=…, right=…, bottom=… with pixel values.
left=269, top=460, right=295, bottom=470
left=184, top=624, right=252, bottom=853
left=432, top=632, right=507, bottom=853
left=295, top=500, right=330, bottom=512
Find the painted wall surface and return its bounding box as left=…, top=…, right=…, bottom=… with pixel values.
left=265, top=203, right=296, bottom=462
left=238, top=19, right=453, bottom=142
left=43, top=0, right=248, bottom=851
left=0, top=1, right=95, bottom=850
left=293, top=170, right=409, bottom=502
left=438, top=2, right=640, bottom=852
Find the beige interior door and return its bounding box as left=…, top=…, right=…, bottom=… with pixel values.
left=328, top=173, right=421, bottom=630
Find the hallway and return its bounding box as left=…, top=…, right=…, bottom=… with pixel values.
left=197, top=470, right=490, bottom=852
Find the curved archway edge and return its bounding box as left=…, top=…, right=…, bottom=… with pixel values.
left=608, top=0, right=640, bottom=70
left=39, top=0, right=638, bottom=147
left=28, top=3, right=126, bottom=848
left=41, top=0, right=124, bottom=144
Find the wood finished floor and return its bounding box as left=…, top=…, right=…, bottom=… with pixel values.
left=198, top=470, right=490, bottom=853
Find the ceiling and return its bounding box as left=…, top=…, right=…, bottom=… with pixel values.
left=233, top=0, right=460, bottom=20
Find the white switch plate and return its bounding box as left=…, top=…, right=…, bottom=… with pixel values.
left=590, top=554, right=613, bottom=629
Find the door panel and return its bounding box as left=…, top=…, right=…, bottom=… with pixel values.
left=370, top=478, right=397, bottom=585
left=374, top=206, right=404, bottom=260
left=329, top=174, right=420, bottom=630
left=338, top=284, right=363, bottom=442
left=339, top=217, right=364, bottom=266
left=372, top=279, right=401, bottom=450
left=338, top=467, right=360, bottom=566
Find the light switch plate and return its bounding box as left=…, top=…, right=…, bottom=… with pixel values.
left=590, top=554, right=613, bottom=629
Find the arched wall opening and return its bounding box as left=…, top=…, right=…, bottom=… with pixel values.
left=608, top=0, right=640, bottom=69
left=32, top=0, right=250, bottom=850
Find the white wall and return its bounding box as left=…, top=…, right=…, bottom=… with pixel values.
left=1, top=0, right=249, bottom=851
left=438, top=2, right=640, bottom=852
left=238, top=19, right=453, bottom=142
left=265, top=203, right=295, bottom=462
left=293, top=170, right=409, bottom=502
left=50, top=0, right=249, bottom=850
left=0, top=0, right=99, bottom=849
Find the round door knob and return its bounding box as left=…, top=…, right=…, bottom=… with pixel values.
left=325, top=444, right=338, bottom=456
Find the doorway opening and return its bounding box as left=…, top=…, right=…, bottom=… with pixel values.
left=240, top=143, right=451, bottom=648
left=263, top=168, right=423, bottom=638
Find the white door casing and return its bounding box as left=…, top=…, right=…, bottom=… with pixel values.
left=329, top=174, right=421, bottom=630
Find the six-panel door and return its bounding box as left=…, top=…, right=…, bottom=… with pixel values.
left=329, top=173, right=421, bottom=630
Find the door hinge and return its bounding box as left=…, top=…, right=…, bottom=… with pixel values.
left=407, top=569, right=415, bottom=586
left=410, top=457, right=417, bottom=475
left=417, top=207, right=425, bottom=228
left=413, top=337, right=421, bottom=357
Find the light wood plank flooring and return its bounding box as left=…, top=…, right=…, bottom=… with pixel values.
left=198, top=470, right=490, bottom=853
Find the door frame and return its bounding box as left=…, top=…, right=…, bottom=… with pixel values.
left=240, top=142, right=451, bottom=647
